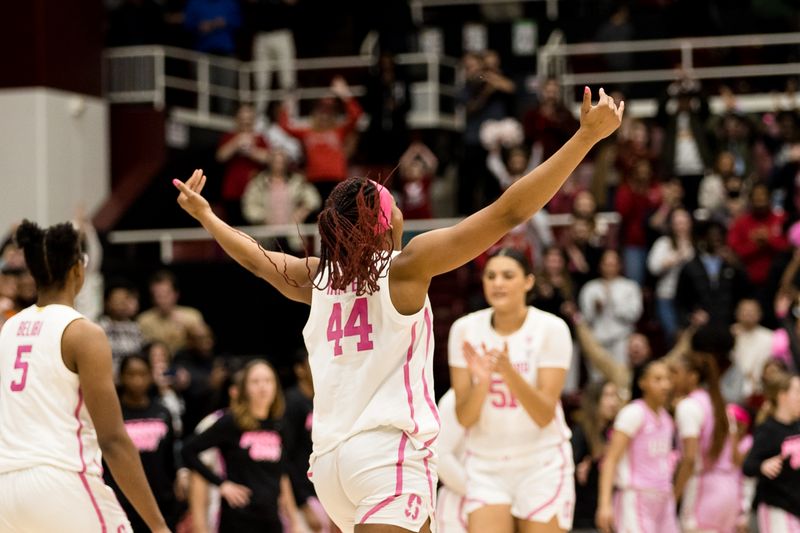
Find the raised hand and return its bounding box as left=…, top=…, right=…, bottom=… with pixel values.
left=463, top=341, right=496, bottom=385
left=331, top=76, right=351, bottom=99
left=173, top=169, right=211, bottom=221
left=580, top=87, right=624, bottom=142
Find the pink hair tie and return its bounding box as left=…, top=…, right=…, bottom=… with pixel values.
left=369, top=180, right=394, bottom=234
left=727, top=404, right=751, bottom=428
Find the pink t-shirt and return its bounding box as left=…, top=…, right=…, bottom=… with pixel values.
left=613, top=400, right=675, bottom=492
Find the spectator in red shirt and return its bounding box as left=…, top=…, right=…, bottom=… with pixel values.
left=728, top=183, right=788, bottom=287
left=397, top=141, right=438, bottom=219
left=615, top=159, right=663, bottom=284
left=278, top=76, right=363, bottom=203
left=216, top=103, right=270, bottom=225
left=522, top=77, right=579, bottom=164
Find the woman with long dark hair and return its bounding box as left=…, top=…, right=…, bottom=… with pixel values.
left=671, top=350, right=740, bottom=532
left=448, top=248, right=575, bottom=533
left=182, top=359, right=300, bottom=533
left=0, top=221, right=169, bottom=532
left=174, top=88, right=624, bottom=533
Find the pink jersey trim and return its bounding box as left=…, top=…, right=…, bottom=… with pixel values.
left=358, top=433, right=408, bottom=524
left=74, top=389, right=108, bottom=532
left=404, top=323, right=419, bottom=435
left=421, top=309, right=440, bottom=443
left=525, top=445, right=567, bottom=521
left=423, top=448, right=435, bottom=510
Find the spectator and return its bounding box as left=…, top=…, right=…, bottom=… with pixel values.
left=615, top=159, right=663, bottom=284
left=216, top=103, right=270, bottom=225
left=731, top=299, right=775, bottom=399
left=183, top=0, right=240, bottom=55
left=564, top=217, right=604, bottom=292
left=698, top=151, right=745, bottom=223
left=571, top=380, right=622, bottom=531
left=458, top=51, right=516, bottom=214
left=532, top=246, right=575, bottom=322
left=647, top=207, right=694, bottom=343
left=675, top=221, right=749, bottom=328
left=647, top=177, right=684, bottom=239
left=772, top=292, right=800, bottom=374
left=257, top=102, right=303, bottom=164
left=98, top=280, right=145, bottom=376
left=579, top=249, right=643, bottom=373
left=138, top=270, right=206, bottom=354
left=174, top=322, right=229, bottom=434
left=656, top=77, right=714, bottom=212
left=728, top=183, right=789, bottom=289
left=242, top=148, right=321, bottom=251
left=397, top=141, right=438, bottom=220
left=522, top=77, right=579, bottom=164
left=145, top=341, right=186, bottom=436
left=105, top=354, right=181, bottom=532
left=246, top=0, right=298, bottom=116
left=107, top=0, right=165, bottom=46
left=278, top=77, right=363, bottom=203
left=770, top=141, right=800, bottom=221
left=362, top=52, right=411, bottom=166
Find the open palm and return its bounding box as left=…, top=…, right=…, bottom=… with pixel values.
left=463, top=341, right=496, bottom=384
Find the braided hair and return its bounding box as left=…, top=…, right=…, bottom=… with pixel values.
left=14, top=220, right=85, bottom=290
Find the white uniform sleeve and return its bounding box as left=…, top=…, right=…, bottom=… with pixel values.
left=613, top=403, right=645, bottom=437
left=538, top=316, right=572, bottom=369
left=436, top=390, right=468, bottom=496
left=448, top=316, right=469, bottom=369
left=675, top=397, right=704, bottom=438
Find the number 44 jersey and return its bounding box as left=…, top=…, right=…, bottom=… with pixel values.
left=303, top=253, right=440, bottom=463
left=448, top=306, right=573, bottom=460
left=0, top=304, right=102, bottom=476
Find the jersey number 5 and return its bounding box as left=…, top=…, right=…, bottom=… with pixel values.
left=326, top=298, right=374, bottom=356
left=10, top=345, right=32, bottom=392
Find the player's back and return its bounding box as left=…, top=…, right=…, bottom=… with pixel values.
left=302, top=254, right=440, bottom=460
left=0, top=304, right=101, bottom=476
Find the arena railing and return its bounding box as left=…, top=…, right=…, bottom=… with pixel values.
left=104, top=46, right=463, bottom=132
left=539, top=31, right=800, bottom=116
left=107, top=213, right=620, bottom=265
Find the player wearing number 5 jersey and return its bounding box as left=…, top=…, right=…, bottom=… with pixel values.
left=0, top=221, right=170, bottom=533
left=448, top=249, right=575, bottom=533
left=173, top=87, right=624, bottom=533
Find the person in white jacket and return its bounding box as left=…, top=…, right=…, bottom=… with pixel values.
left=646, top=208, right=694, bottom=343
left=579, top=249, right=642, bottom=378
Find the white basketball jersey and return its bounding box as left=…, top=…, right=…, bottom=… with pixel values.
left=302, top=253, right=439, bottom=461
left=0, top=304, right=102, bottom=476
left=448, top=306, right=572, bottom=460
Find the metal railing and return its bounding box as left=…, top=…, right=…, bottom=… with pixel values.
left=105, top=46, right=463, bottom=131
left=108, top=212, right=621, bottom=265
left=539, top=31, right=800, bottom=104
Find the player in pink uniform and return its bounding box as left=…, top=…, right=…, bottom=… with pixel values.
left=434, top=389, right=468, bottom=533
left=173, top=87, right=624, bottom=533
left=671, top=351, right=741, bottom=533
left=449, top=249, right=575, bottom=533
left=596, top=360, right=678, bottom=533
left=0, top=221, right=170, bottom=533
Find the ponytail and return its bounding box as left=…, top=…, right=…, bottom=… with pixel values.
left=15, top=220, right=83, bottom=290
left=683, top=351, right=729, bottom=463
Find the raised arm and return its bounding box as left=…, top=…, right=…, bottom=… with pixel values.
left=393, top=88, right=623, bottom=283
left=64, top=320, right=170, bottom=533
left=174, top=170, right=318, bottom=304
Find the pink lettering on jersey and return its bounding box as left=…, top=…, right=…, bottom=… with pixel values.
left=305, top=412, right=313, bottom=431
left=513, top=361, right=529, bottom=374
left=782, top=435, right=800, bottom=469
left=240, top=430, right=282, bottom=462
left=124, top=419, right=169, bottom=452
left=16, top=321, right=43, bottom=337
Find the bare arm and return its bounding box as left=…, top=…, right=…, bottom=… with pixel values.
left=574, top=321, right=631, bottom=395
left=501, top=362, right=566, bottom=427
left=216, top=133, right=242, bottom=163
left=174, top=171, right=318, bottom=304
left=393, top=88, right=623, bottom=285
left=596, top=429, right=631, bottom=533
left=63, top=320, right=169, bottom=533
left=450, top=341, right=494, bottom=428
left=279, top=475, right=302, bottom=532
left=673, top=436, right=699, bottom=501
left=188, top=472, right=211, bottom=533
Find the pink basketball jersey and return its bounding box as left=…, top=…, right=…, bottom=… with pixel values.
left=615, top=400, right=675, bottom=492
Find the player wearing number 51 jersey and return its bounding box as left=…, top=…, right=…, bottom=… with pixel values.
left=173, top=87, right=624, bottom=533
left=0, top=221, right=169, bottom=533
left=449, top=249, right=575, bottom=533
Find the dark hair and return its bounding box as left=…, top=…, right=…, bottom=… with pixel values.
left=680, top=351, right=730, bottom=464
left=15, top=220, right=84, bottom=290
left=757, top=371, right=796, bottom=425
left=104, top=278, right=138, bottom=301
left=666, top=207, right=693, bottom=250
left=149, top=270, right=178, bottom=290
left=579, top=380, right=616, bottom=457
left=316, top=177, right=393, bottom=295
left=486, top=247, right=533, bottom=276
left=119, top=353, right=152, bottom=376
